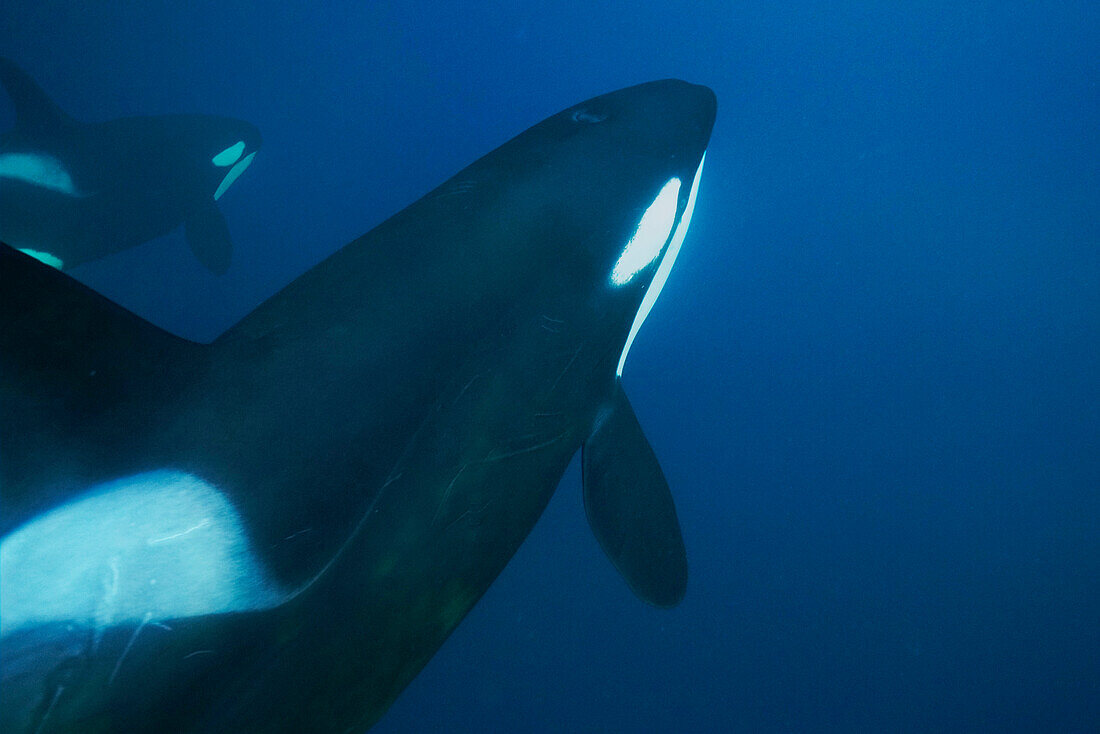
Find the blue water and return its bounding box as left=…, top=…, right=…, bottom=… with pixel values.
left=2, top=2, right=1097, bottom=731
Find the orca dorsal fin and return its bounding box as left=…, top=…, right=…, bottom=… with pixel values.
left=581, top=384, right=688, bottom=607
left=0, top=244, right=207, bottom=509
left=0, top=56, right=76, bottom=132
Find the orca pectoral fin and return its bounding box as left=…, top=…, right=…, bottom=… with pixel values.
left=582, top=385, right=687, bottom=607
left=184, top=203, right=233, bottom=275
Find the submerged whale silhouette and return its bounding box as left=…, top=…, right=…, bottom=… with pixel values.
left=0, top=57, right=261, bottom=274
left=0, top=79, right=716, bottom=733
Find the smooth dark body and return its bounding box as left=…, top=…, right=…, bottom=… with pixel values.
left=0, top=57, right=260, bottom=273
left=0, top=80, right=715, bottom=732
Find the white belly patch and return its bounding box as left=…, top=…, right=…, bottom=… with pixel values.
left=0, top=471, right=285, bottom=636
left=0, top=152, right=81, bottom=196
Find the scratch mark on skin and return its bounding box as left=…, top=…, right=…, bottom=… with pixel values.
left=34, top=685, right=65, bottom=734
left=533, top=412, right=563, bottom=418
left=282, top=527, right=313, bottom=541
left=444, top=509, right=472, bottom=533
left=289, top=467, right=408, bottom=598
left=183, top=649, right=215, bottom=660
left=508, top=432, right=548, bottom=445
left=151, top=622, right=172, bottom=632
left=430, top=179, right=477, bottom=200
left=110, top=611, right=153, bottom=685
left=147, top=518, right=212, bottom=545
left=482, top=432, right=567, bottom=463
left=443, top=498, right=494, bottom=534
left=285, top=398, right=448, bottom=597
left=451, top=374, right=481, bottom=406
left=540, top=314, right=565, bottom=333
left=432, top=464, right=468, bottom=526
left=94, top=559, right=121, bottom=650
left=548, top=345, right=584, bottom=394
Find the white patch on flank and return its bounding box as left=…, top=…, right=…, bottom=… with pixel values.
left=18, top=248, right=64, bottom=269
left=610, top=177, right=681, bottom=286
left=0, top=152, right=79, bottom=195
left=616, top=151, right=706, bottom=377
left=0, top=471, right=283, bottom=637
left=211, top=140, right=245, bottom=167
left=213, top=151, right=256, bottom=201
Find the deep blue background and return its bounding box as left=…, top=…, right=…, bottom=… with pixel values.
left=2, top=2, right=1097, bottom=731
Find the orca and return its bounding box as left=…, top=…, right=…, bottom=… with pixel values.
left=0, top=79, right=716, bottom=733
left=0, top=57, right=261, bottom=274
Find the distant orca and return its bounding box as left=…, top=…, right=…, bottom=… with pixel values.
left=0, top=79, right=715, bottom=733
left=0, top=57, right=261, bottom=274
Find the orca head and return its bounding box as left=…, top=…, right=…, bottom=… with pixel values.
left=586, top=81, right=715, bottom=375
left=499, top=80, right=716, bottom=376
left=156, top=115, right=262, bottom=203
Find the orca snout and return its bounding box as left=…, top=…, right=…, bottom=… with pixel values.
left=653, top=79, right=717, bottom=157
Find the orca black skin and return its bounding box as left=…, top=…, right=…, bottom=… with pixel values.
left=0, top=79, right=716, bottom=733
left=0, top=57, right=261, bottom=274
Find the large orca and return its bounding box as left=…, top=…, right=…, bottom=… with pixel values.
left=0, top=57, right=261, bottom=274
left=0, top=79, right=716, bottom=733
